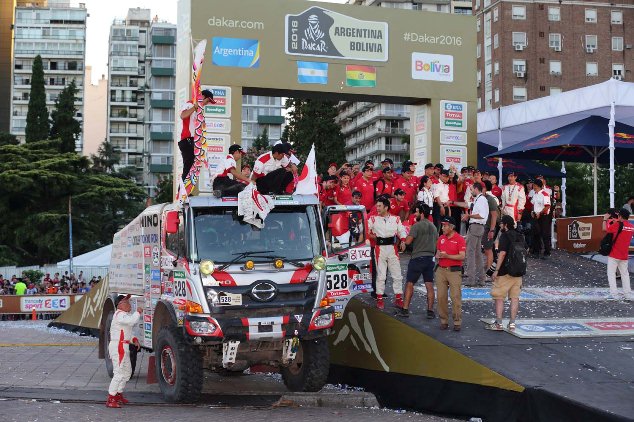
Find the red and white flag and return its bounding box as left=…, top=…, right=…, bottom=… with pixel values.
left=294, top=144, right=318, bottom=196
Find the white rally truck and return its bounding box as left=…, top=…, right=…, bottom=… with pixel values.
left=99, top=195, right=371, bottom=402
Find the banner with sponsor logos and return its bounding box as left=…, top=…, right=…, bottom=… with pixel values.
left=555, top=215, right=604, bottom=253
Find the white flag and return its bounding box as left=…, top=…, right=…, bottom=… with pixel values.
left=294, top=144, right=318, bottom=195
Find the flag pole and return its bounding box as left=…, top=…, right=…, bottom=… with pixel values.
left=608, top=101, right=615, bottom=209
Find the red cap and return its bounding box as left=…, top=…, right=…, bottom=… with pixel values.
left=328, top=162, right=337, bottom=168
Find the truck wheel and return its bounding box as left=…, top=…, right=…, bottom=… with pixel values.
left=103, top=311, right=114, bottom=378
left=281, top=337, right=330, bottom=392
left=155, top=326, right=203, bottom=403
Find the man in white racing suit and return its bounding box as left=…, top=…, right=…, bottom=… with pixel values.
left=367, top=196, right=408, bottom=310
left=106, top=295, right=142, bottom=408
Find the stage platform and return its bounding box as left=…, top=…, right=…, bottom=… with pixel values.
left=328, top=250, right=634, bottom=422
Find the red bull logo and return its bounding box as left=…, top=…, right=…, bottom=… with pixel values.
left=615, top=132, right=634, bottom=144
left=527, top=133, right=560, bottom=147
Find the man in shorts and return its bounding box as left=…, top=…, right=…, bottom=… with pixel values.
left=398, top=204, right=437, bottom=318
left=486, top=215, right=526, bottom=331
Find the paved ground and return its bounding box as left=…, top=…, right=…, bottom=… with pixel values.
left=0, top=321, right=459, bottom=422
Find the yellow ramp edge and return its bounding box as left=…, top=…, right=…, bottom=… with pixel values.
left=53, top=277, right=109, bottom=330
left=330, top=299, right=524, bottom=393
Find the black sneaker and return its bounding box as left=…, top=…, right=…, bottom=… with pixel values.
left=396, top=308, right=410, bottom=318
left=426, top=310, right=435, bottom=319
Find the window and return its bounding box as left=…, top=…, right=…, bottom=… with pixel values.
left=586, top=62, right=598, bottom=76
left=475, top=0, right=480, bottom=10
left=494, top=89, right=499, bottom=103
left=612, top=37, right=624, bottom=51
left=548, top=7, right=560, bottom=21
left=477, top=97, right=482, bottom=110
left=549, top=33, right=562, bottom=51
left=585, top=35, right=597, bottom=50
left=477, top=44, right=481, bottom=58
left=512, top=32, right=527, bottom=47
left=494, top=33, right=499, bottom=49
left=512, top=5, right=526, bottom=20
left=585, top=9, right=597, bottom=23
left=612, top=64, right=624, bottom=79
left=513, top=87, right=527, bottom=102
left=549, top=61, right=562, bottom=75
left=477, top=18, right=481, bottom=32
left=611, top=10, right=623, bottom=24
left=550, top=87, right=562, bottom=96
left=494, top=61, right=499, bottom=75
left=477, top=70, right=481, bottom=85
left=512, top=59, right=526, bottom=72
left=493, top=7, right=498, bottom=22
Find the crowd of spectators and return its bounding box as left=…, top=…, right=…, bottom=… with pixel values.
left=0, top=271, right=101, bottom=296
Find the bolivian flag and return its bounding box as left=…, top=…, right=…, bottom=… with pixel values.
left=346, top=65, right=376, bottom=87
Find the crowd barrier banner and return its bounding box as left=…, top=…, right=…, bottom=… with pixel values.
left=0, top=294, right=84, bottom=314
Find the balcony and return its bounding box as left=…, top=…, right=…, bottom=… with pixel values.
left=149, top=164, right=173, bottom=173
left=151, top=99, right=174, bottom=109
left=152, top=35, right=175, bottom=45
left=257, top=115, right=285, bottom=125
left=150, top=131, right=173, bottom=141
left=151, top=66, right=175, bottom=76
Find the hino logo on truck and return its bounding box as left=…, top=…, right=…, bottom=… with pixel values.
left=251, top=282, right=276, bottom=302
left=141, top=214, right=159, bottom=228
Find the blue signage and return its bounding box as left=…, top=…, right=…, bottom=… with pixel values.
left=212, top=37, right=260, bottom=68
left=517, top=323, right=591, bottom=333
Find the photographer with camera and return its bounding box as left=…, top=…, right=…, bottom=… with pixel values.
left=603, top=208, right=634, bottom=300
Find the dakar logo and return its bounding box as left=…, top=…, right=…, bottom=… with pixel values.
left=303, top=15, right=327, bottom=52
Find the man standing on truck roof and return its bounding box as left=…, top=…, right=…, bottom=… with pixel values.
left=251, top=143, right=294, bottom=194
left=106, top=295, right=142, bottom=409
left=179, top=89, right=216, bottom=181
left=212, top=144, right=254, bottom=197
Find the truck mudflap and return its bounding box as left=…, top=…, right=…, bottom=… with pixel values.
left=184, top=306, right=334, bottom=341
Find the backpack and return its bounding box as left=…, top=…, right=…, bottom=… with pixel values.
left=504, top=230, right=528, bottom=277
left=599, top=222, right=623, bottom=256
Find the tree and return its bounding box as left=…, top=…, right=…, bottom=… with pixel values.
left=25, top=55, right=49, bottom=142
left=252, top=127, right=270, bottom=151
left=0, top=132, right=19, bottom=146
left=50, top=79, right=81, bottom=153
left=91, top=139, right=121, bottom=173
left=154, top=174, right=174, bottom=204
left=0, top=139, right=145, bottom=265
left=284, top=98, right=345, bottom=175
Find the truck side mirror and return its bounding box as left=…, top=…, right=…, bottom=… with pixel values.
left=166, top=211, right=179, bottom=234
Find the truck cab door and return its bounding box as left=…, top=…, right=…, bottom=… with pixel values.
left=323, top=206, right=373, bottom=319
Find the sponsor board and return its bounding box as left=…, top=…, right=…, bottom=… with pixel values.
left=414, top=147, right=428, bottom=176
left=206, top=134, right=230, bottom=146
left=327, top=289, right=350, bottom=297
left=440, top=145, right=467, bottom=169
left=212, top=37, right=260, bottom=68
left=202, top=86, right=231, bottom=118
left=20, top=296, right=70, bottom=312
left=286, top=7, right=388, bottom=62
left=440, top=100, right=467, bottom=131
left=412, top=52, right=453, bottom=82
left=207, top=145, right=224, bottom=153
left=440, top=130, right=467, bottom=145
left=414, top=108, right=427, bottom=135
left=481, top=318, right=634, bottom=338
left=352, top=283, right=373, bottom=291
left=568, top=220, right=592, bottom=241
left=205, top=118, right=231, bottom=134
left=349, top=247, right=371, bottom=262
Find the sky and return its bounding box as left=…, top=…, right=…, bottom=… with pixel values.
left=81, top=0, right=347, bottom=84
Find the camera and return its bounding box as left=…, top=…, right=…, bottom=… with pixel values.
left=607, top=208, right=619, bottom=219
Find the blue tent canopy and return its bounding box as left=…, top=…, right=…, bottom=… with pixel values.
left=485, top=115, right=634, bottom=164
left=477, top=142, right=564, bottom=180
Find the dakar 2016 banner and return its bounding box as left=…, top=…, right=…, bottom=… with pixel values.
left=285, top=7, right=388, bottom=62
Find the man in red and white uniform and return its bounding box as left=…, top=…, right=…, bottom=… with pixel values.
left=179, top=89, right=216, bottom=181
left=367, top=197, right=408, bottom=310
left=501, top=172, right=526, bottom=222
left=352, top=165, right=376, bottom=211
left=106, top=295, right=142, bottom=408
left=395, top=160, right=418, bottom=207
left=530, top=179, right=552, bottom=258
left=212, top=144, right=253, bottom=196
left=251, top=144, right=293, bottom=194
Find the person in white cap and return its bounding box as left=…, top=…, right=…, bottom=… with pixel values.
left=106, top=295, right=142, bottom=408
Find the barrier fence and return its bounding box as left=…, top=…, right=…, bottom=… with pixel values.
left=0, top=294, right=85, bottom=318
left=0, top=266, right=108, bottom=280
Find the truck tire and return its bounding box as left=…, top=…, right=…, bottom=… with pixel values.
left=155, top=326, right=203, bottom=403
left=103, top=311, right=114, bottom=378
left=281, top=337, right=330, bottom=392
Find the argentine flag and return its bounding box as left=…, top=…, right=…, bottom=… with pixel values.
left=297, top=61, right=328, bottom=84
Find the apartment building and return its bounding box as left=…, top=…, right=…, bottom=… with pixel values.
left=241, top=95, right=285, bottom=149
left=475, top=0, right=634, bottom=110
left=106, top=8, right=176, bottom=195
left=341, top=0, right=471, bottom=167
left=10, top=0, right=87, bottom=150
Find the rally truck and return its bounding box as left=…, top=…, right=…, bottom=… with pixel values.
left=98, top=195, right=371, bottom=402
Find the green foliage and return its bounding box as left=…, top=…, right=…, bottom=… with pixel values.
left=91, top=139, right=121, bottom=173
left=284, top=98, right=345, bottom=175
left=0, top=139, right=145, bottom=265
left=50, top=79, right=81, bottom=153
left=252, top=127, right=270, bottom=151
left=25, top=55, right=49, bottom=142
left=22, top=269, right=44, bottom=284
left=154, top=174, right=174, bottom=204
left=0, top=132, right=19, bottom=146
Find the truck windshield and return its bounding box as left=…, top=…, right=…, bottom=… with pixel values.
left=192, top=206, right=323, bottom=264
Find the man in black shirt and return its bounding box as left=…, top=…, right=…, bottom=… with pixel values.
left=486, top=215, right=525, bottom=331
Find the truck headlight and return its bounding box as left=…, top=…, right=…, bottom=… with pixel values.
left=200, top=259, right=215, bottom=275
left=312, top=255, right=326, bottom=271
